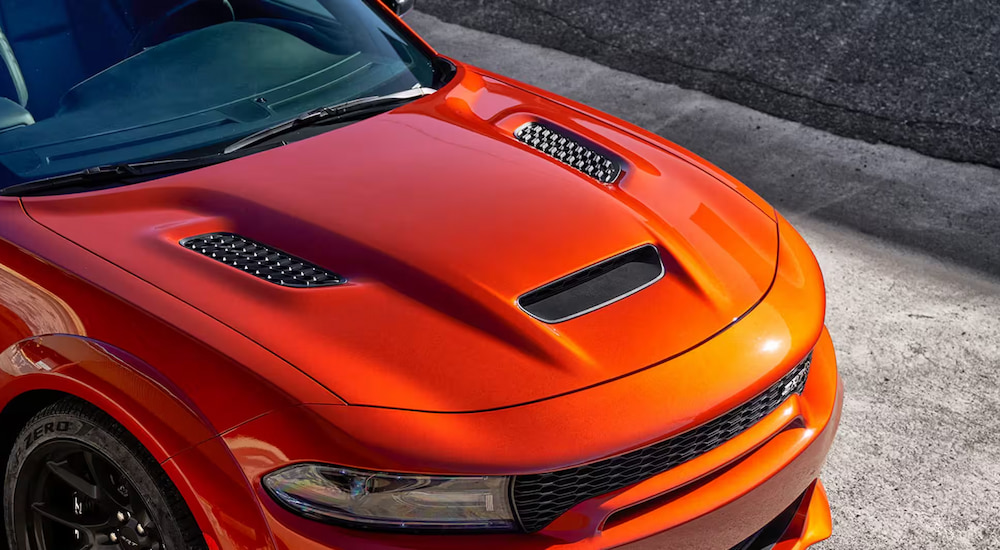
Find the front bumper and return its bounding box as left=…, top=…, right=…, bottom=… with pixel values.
left=610, top=370, right=840, bottom=549
left=597, top=330, right=842, bottom=550
left=207, top=214, right=841, bottom=549
left=220, top=326, right=841, bottom=550
left=729, top=480, right=832, bottom=550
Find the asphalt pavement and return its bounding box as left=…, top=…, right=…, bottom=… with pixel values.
left=407, top=11, right=1000, bottom=548
left=416, top=0, right=1000, bottom=170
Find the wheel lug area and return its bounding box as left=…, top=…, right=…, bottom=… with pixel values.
left=103, top=510, right=160, bottom=549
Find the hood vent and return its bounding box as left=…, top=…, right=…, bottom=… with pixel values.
left=515, top=122, right=622, bottom=184
left=518, top=244, right=663, bottom=323
left=180, top=233, right=345, bottom=288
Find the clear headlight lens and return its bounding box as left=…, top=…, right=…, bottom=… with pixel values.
left=263, top=463, right=516, bottom=530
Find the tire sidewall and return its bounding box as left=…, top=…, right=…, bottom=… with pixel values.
left=4, top=408, right=189, bottom=550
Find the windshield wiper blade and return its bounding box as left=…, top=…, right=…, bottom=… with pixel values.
left=0, top=155, right=226, bottom=197
left=223, top=87, right=437, bottom=155
left=1, top=88, right=437, bottom=197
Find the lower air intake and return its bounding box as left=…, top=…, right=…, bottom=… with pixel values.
left=511, top=354, right=812, bottom=533
left=180, top=233, right=345, bottom=288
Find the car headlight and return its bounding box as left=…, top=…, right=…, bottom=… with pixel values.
left=263, top=463, right=516, bottom=531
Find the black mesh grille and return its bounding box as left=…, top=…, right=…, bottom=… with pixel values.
left=512, top=354, right=812, bottom=532
left=514, top=122, right=622, bottom=184
left=180, top=233, right=345, bottom=288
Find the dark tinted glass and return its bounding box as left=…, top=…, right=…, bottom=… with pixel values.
left=0, top=0, right=438, bottom=188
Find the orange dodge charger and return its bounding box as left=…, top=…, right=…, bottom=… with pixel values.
left=0, top=0, right=841, bottom=549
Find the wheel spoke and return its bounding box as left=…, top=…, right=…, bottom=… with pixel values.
left=85, top=451, right=129, bottom=507
left=127, top=483, right=147, bottom=517
left=83, top=451, right=101, bottom=487
left=18, top=439, right=169, bottom=550
left=30, top=502, right=105, bottom=532
left=137, top=507, right=153, bottom=528
left=46, top=460, right=101, bottom=501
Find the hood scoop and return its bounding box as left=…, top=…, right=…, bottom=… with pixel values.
left=180, top=232, right=345, bottom=288
left=518, top=244, right=664, bottom=323
left=514, top=122, right=623, bottom=184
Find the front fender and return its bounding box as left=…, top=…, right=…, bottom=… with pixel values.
left=0, top=333, right=216, bottom=459
left=0, top=333, right=277, bottom=550
left=164, top=435, right=278, bottom=550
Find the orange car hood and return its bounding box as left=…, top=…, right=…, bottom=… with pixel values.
left=23, top=68, right=777, bottom=412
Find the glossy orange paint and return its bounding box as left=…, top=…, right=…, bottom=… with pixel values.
left=23, top=62, right=779, bottom=414
left=0, top=15, right=841, bottom=550
left=212, top=215, right=840, bottom=550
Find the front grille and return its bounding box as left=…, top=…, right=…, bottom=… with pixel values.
left=514, top=122, right=622, bottom=184
left=180, top=232, right=345, bottom=288
left=512, top=354, right=812, bottom=532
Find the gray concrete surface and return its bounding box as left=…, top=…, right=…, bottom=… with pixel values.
left=407, top=12, right=1000, bottom=548
left=412, top=10, right=1000, bottom=282
left=417, top=0, right=1000, bottom=170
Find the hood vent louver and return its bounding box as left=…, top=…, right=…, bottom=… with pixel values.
left=515, top=122, right=622, bottom=184
left=180, top=233, right=345, bottom=288
left=518, top=244, right=663, bottom=323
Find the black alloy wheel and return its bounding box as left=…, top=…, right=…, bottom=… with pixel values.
left=5, top=399, right=207, bottom=550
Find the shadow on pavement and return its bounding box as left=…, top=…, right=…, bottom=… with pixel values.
left=418, top=0, right=1000, bottom=170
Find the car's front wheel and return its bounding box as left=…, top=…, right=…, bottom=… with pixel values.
left=4, top=398, right=207, bottom=550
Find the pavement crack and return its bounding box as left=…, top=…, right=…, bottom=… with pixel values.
left=907, top=313, right=936, bottom=319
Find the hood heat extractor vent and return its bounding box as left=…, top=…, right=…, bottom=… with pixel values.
left=514, top=122, right=623, bottom=184
left=180, top=233, right=345, bottom=288
left=518, top=244, right=663, bottom=323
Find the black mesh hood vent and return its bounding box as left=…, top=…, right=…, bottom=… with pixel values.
left=511, top=353, right=813, bottom=532
left=514, top=122, right=623, bottom=184
left=180, top=233, right=345, bottom=288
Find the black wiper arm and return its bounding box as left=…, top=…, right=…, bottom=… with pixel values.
left=0, top=88, right=436, bottom=197
left=0, top=155, right=226, bottom=197
left=223, top=86, right=437, bottom=155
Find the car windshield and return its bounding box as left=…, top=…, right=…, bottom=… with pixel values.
left=0, top=0, right=441, bottom=190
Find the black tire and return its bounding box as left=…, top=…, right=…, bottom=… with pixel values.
left=4, top=398, right=207, bottom=550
